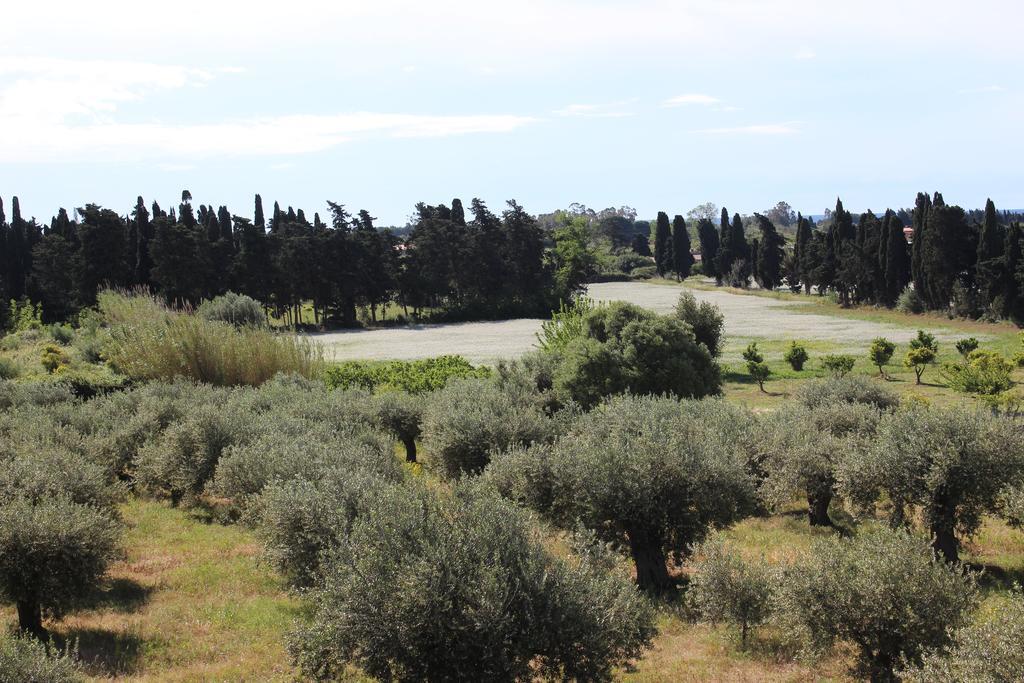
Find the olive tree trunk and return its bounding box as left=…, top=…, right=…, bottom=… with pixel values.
left=929, top=489, right=959, bottom=563
left=806, top=488, right=834, bottom=527
left=402, top=436, right=417, bottom=463
left=17, top=599, right=44, bottom=638
left=626, top=527, right=672, bottom=594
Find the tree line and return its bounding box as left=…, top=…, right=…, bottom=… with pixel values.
left=691, top=194, right=1024, bottom=320
left=0, top=192, right=583, bottom=327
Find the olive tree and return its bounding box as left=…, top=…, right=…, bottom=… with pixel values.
left=371, top=390, right=423, bottom=462
left=422, top=378, right=552, bottom=478
left=839, top=405, right=1024, bottom=563
left=779, top=528, right=977, bottom=682
left=686, top=536, right=775, bottom=649
left=899, top=589, right=1024, bottom=682
left=289, top=482, right=655, bottom=682
left=487, top=395, right=756, bottom=593
left=550, top=301, right=721, bottom=409
left=759, top=401, right=879, bottom=527
left=0, top=497, right=120, bottom=637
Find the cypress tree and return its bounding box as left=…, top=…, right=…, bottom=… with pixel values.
left=1004, top=222, right=1023, bottom=320
left=754, top=213, right=785, bottom=290
left=671, top=215, right=693, bottom=280
left=132, top=196, right=153, bottom=286
left=882, top=211, right=911, bottom=306
left=254, top=194, right=266, bottom=231
left=976, top=198, right=1005, bottom=307
left=695, top=218, right=719, bottom=282
left=451, top=198, right=466, bottom=226
left=795, top=213, right=813, bottom=293
left=654, top=211, right=672, bottom=277
left=910, top=191, right=931, bottom=303
left=715, top=207, right=734, bottom=283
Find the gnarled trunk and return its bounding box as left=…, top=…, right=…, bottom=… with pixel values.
left=929, top=489, right=959, bottom=563
left=807, top=488, right=834, bottom=527
left=17, top=599, right=44, bottom=638
left=626, top=527, right=672, bottom=594
left=402, top=436, right=417, bottom=463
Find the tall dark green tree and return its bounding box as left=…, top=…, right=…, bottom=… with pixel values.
left=1005, top=222, right=1024, bottom=320
left=671, top=215, right=694, bottom=280
left=794, top=212, right=812, bottom=293
left=715, top=207, right=733, bottom=283
left=754, top=214, right=785, bottom=290
left=910, top=191, right=931, bottom=303
left=74, top=204, right=129, bottom=306
left=654, top=211, right=672, bottom=276
left=132, top=197, right=153, bottom=287
left=882, top=210, right=911, bottom=305
left=726, top=213, right=750, bottom=287
left=975, top=198, right=1005, bottom=308
left=695, top=218, right=719, bottom=282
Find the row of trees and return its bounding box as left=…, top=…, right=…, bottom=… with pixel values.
left=693, top=194, right=1024, bottom=320
left=0, top=193, right=582, bottom=327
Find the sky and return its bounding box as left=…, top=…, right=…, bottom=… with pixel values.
left=1, top=0, right=1022, bottom=226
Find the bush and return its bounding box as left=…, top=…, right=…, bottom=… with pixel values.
left=550, top=301, right=721, bottom=409
left=742, top=342, right=770, bottom=391
left=0, top=497, right=121, bottom=636
left=631, top=265, right=658, bottom=280
left=783, top=341, right=809, bottom=371
left=839, top=405, right=1024, bottom=563
left=98, top=290, right=322, bottom=386
left=900, top=589, right=1024, bottom=682
left=675, top=292, right=725, bottom=357
left=686, top=537, right=775, bottom=649
left=955, top=337, right=979, bottom=356
left=794, top=375, right=899, bottom=411
left=196, top=291, right=266, bottom=328
left=896, top=286, right=925, bottom=314
left=941, top=349, right=1014, bottom=395
left=0, top=632, right=83, bottom=682
left=422, top=378, right=552, bottom=478
left=7, top=298, right=42, bottom=333
left=778, top=528, right=977, bottom=682
left=323, top=355, right=490, bottom=394
left=40, top=344, right=69, bottom=374
left=868, top=337, right=895, bottom=377
left=47, top=324, right=75, bottom=346
left=0, top=380, right=76, bottom=410
left=488, top=395, right=756, bottom=593
left=0, top=357, right=19, bottom=380
left=820, top=354, right=855, bottom=378
left=289, top=482, right=655, bottom=682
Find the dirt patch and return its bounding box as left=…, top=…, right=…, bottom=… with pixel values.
left=314, top=282, right=972, bottom=364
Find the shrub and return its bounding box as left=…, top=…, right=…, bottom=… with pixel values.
left=778, top=528, right=977, bottom=682
left=675, top=292, right=725, bottom=357
left=686, top=537, right=775, bottom=649
left=794, top=375, right=899, bottom=411
left=941, top=349, right=1014, bottom=395
left=0, top=632, right=83, bottom=682
left=896, top=286, right=925, bottom=314
left=0, top=497, right=121, bottom=637
left=535, top=297, right=597, bottom=353
left=253, top=470, right=395, bottom=589
left=47, top=324, right=75, bottom=346
left=323, top=355, right=490, bottom=393
left=135, top=401, right=254, bottom=504
left=422, top=378, right=552, bottom=478
left=783, top=341, right=809, bottom=371
left=900, top=589, right=1024, bottom=682
left=742, top=342, right=770, bottom=391
left=196, top=291, right=266, bottom=327
left=40, top=344, right=69, bottom=374
left=98, top=290, right=322, bottom=386
left=904, top=329, right=938, bottom=384
left=839, top=405, right=1024, bottom=563
left=489, top=395, right=756, bottom=593
left=7, top=298, right=42, bottom=333
left=820, top=354, right=855, bottom=378
left=955, top=337, right=980, bottom=356
left=759, top=401, right=879, bottom=527
left=0, top=381, right=76, bottom=410
left=868, top=337, right=895, bottom=378
left=550, top=301, right=721, bottom=409
left=1001, top=484, right=1024, bottom=528
left=631, top=265, right=658, bottom=279
left=289, top=482, right=655, bottom=682
left=0, top=357, right=19, bottom=380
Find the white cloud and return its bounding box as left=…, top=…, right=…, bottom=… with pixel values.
left=957, top=84, right=1006, bottom=94
left=663, top=94, right=720, bottom=107
left=553, top=101, right=635, bottom=118
left=0, top=58, right=536, bottom=162
left=694, top=123, right=799, bottom=135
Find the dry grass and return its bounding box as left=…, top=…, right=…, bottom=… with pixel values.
left=100, top=291, right=323, bottom=386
